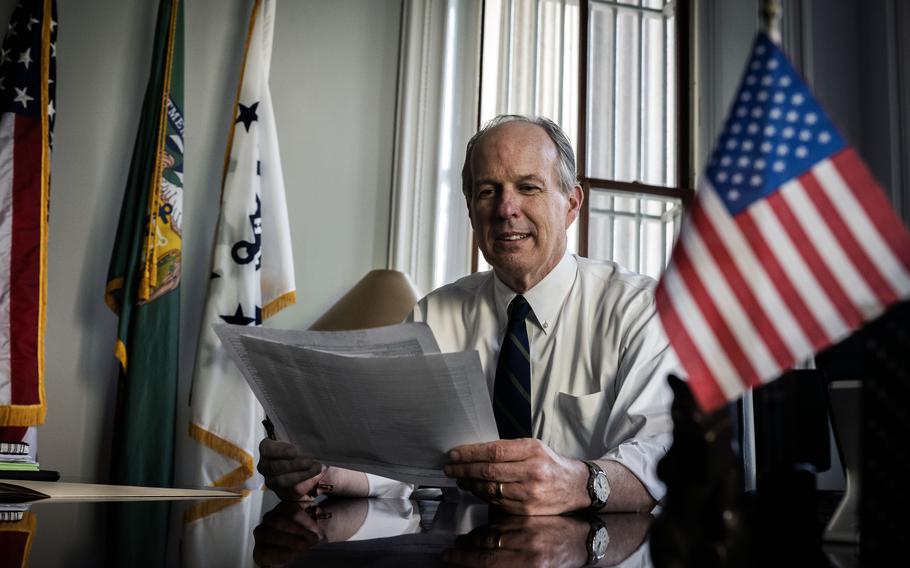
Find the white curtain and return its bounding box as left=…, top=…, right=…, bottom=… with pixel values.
left=478, top=0, right=579, bottom=145
left=387, top=0, right=482, bottom=296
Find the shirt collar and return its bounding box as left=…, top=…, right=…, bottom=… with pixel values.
left=492, top=253, right=577, bottom=335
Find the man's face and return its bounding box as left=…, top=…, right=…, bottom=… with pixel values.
left=467, top=122, right=582, bottom=293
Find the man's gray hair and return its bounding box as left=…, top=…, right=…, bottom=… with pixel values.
left=461, top=114, right=580, bottom=198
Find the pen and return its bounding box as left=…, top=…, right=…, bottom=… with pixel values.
left=262, top=416, right=277, bottom=440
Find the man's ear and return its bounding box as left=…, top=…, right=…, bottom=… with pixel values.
left=465, top=194, right=475, bottom=226
left=565, top=184, right=583, bottom=227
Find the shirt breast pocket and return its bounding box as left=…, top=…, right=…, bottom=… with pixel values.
left=549, top=391, right=608, bottom=459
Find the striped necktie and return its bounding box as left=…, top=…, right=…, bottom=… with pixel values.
left=493, top=295, right=532, bottom=439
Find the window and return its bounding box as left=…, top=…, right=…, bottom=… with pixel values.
left=476, top=0, right=692, bottom=279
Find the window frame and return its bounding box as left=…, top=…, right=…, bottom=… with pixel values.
left=576, top=0, right=694, bottom=258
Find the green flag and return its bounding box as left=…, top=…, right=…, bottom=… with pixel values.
left=105, top=0, right=184, bottom=489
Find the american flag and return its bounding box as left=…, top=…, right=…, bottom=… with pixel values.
left=0, top=0, right=56, bottom=431
left=656, top=32, right=910, bottom=412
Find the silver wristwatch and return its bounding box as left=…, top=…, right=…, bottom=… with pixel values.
left=585, top=517, right=609, bottom=566
left=583, top=460, right=610, bottom=510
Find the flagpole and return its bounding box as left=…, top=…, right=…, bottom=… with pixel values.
left=760, top=0, right=782, bottom=44
left=739, top=0, right=783, bottom=495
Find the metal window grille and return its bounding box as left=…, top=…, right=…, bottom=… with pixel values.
left=587, top=188, right=682, bottom=279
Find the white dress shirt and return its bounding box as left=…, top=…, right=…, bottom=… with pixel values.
left=346, top=499, right=421, bottom=541
left=410, top=253, right=676, bottom=500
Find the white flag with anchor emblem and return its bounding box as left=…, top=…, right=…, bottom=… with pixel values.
left=186, top=0, right=295, bottom=491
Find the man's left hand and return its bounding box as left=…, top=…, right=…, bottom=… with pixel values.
left=443, top=438, right=589, bottom=515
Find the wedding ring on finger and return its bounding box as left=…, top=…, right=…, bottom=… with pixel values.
left=495, top=481, right=504, bottom=500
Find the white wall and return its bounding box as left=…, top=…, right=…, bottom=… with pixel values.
left=0, top=0, right=402, bottom=483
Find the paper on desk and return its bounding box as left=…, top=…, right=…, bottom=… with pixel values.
left=214, top=324, right=499, bottom=486
left=0, top=480, right=239, bottom=503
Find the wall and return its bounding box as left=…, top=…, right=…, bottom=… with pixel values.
left=0, top=0, right=402, bottom=484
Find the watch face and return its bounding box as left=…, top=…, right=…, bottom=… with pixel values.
left=594, top=473, right=610, bottom=501
left=592, top=526, right=609, bottom=557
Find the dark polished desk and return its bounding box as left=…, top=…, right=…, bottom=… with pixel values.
left=10, top=492, right=650, bottom=567
left=6, top=488, right=858, bottom=567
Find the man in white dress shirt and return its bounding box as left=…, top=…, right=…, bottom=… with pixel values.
left=259, top=115, right=675, bottom=515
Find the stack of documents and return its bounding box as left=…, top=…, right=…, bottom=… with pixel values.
left=0, top=441, right=38, bottom=474
left=215, top=323, right=499, bottom=486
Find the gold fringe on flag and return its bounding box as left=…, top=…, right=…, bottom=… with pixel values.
left=188, top=422, right=256, bottom=487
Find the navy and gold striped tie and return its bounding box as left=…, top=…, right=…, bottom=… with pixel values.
left=493, top=295, right=532, bottom=439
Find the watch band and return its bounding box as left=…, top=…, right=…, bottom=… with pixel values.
left=583, top=460, right=609, bottom=510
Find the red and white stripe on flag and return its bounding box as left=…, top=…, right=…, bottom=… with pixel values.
left=656, top=32, right=910, bottom=412
left=0, top=0, right=56, bottom=428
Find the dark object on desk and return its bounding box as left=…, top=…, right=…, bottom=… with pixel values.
left=752, top=369, right=830, bottom=477
left=816, top=299, right=910, bottom=563
left=650, top=375, right=750, bottom=567
left=750, top=368, right=829, bottom=561
left=0, top=481, right=49, bottom=503
left=652, top=376, right=834, bottom=567
left=0, top=469, right=59, bottom=482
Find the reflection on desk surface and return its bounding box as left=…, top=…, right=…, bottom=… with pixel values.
left=252, top=498, right=652, bottom=567
left=8, top=493, right=652, bottom=567
left=3, top=490, right=861, bottom=567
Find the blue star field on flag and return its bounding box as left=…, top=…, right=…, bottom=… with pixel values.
left=0, top=0, right=56, bottom=130
left=706, top=33, right=844, bottom=216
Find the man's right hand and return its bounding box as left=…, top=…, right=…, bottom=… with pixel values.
left=258, top=438, right=326, bottom=501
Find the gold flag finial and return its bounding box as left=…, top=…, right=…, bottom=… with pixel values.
left=760, top=0, right=782, bottom=43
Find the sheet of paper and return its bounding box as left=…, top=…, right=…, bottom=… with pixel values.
left=215, top=325, right=499, bottom=486
left=213, top=322, right=440, bottom=357
left=0, top=481, right=239, bottom=502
